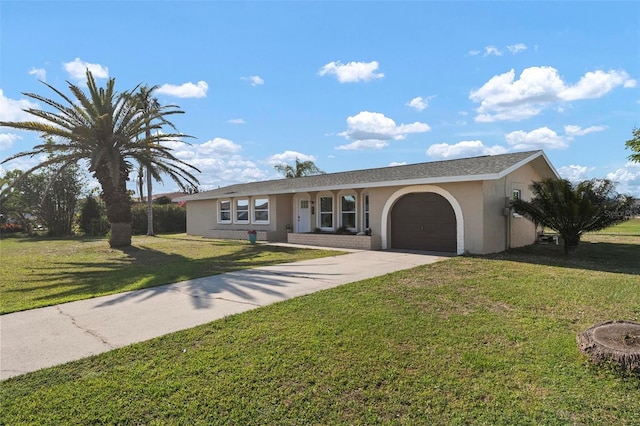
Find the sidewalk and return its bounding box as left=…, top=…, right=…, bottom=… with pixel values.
left=1, top=249, right=449, bottom=380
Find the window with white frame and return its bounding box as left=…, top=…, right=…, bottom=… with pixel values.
left=219, top=200, right=231, bottom=223
left=253, top=198, right=269, bottom=223
left=235, top=199, right=249, bottom=223
left=363, top=194, right=370, bottom=230
left=319, top=196, right=333, bottom=229
left=341, top=194, right=356, bottom=230
left=512, top=189, right=522, bottom=218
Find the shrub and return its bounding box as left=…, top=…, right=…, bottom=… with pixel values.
left=131, top=203, right=186, bottom=235
left=77, top=197, right=110, bottom=236
left=153, top=196, right=173, bottom=205
left=0, top=223, right=24, bottom=234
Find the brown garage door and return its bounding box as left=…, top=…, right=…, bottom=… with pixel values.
left=391, top=192, right=456, bottom=252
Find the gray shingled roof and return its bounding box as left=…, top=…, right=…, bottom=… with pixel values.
left=177, top=150, right=549, bottom=201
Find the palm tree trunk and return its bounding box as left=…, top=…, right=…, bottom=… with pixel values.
left=145, top=127, right=154, bottom=236
left=137, top=166, right=144, bottom=203
left=94, top=162, right=132, bottom=247
left=563, top=236, right=580, bottom=255
left=146, top=163, right=154, bottom=236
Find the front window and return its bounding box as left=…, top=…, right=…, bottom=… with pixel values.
left=319, top=196, right=333, bottom=229
left=235, top=199, right=249, bottom=223
left=253, top=198, right=269, bottom=223
left=341, top=194, right=356, bottom=230
left=363, top=194, right=370, bottom=229
left=512, top=189, right=521, bottom=201
left=219, top=200, right=231, bottom=223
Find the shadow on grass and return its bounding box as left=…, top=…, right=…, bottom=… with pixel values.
left=5, top=244, right=330, bottom=309
left=0, top=234, right=106, bottom=243
left=485, top=240, right=640, bottom=275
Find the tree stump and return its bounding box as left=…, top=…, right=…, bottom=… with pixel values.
left=577, top=320, right=640, bottom=372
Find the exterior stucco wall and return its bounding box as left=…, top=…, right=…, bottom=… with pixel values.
left=481, top=178, right=508, bottom=254
left=481, top=163, right=542, bottom=253
left=505, top=163, right=541, bottom=249
left=272, top=194, right=294, bottom=241
left=439, top=182, right=484, bottom=254
left=186, top=199, right=215, bottom=236
left=185, top=194, right=292, bottom=241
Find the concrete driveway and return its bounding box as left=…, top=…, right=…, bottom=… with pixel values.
left=1, top=248, right=450, bottom=380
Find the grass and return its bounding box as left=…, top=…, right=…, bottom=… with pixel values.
left=1, top=231, right=639, bottom=424
left=0, top=234, right=342, bottom=314
left=597, top=217, right=640, bottom=236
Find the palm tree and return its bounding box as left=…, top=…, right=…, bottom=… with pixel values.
left=625, top=127, right=640, bottom=163
left=274, top=158, right=324, bottom=178
left=0, top=70, right=200, bottom=247
left=136, top=164, right=145, bottom=203
left=512, top=178, right=634, bottom=254
left=133, top=85, right=173, bottom=236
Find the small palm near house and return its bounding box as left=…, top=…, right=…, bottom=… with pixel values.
left=512, top=178, right=634, bottom=254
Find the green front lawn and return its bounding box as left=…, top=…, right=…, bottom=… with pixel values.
left=597, top=217, right=640, bottom=236
left=1, top=233, right=638, bottom=424
left=0, top=234, right=342, bottom=314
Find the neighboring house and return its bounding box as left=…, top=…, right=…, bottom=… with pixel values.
left=175, top=150, right=559, bottom=255
left=152, top=192, right=189, bottom=203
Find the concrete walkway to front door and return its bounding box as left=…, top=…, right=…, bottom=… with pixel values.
left=1, top=248, right=450, bottom=380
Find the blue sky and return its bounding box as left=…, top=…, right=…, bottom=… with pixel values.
left=1, top=1, right=639, bottom=196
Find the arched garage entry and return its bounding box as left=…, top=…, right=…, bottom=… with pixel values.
left=381, top=185, right=464, bottom=254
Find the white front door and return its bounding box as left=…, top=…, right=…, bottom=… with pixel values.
left=297, top=198, right=311, bottom=233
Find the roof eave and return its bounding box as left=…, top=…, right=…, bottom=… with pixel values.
left=496, top=150, right=559, bottom=180
left=182, top=173, right=502, bottom=201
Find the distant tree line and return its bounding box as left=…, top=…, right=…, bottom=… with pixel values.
left=1, top=168, right=188, bottom=237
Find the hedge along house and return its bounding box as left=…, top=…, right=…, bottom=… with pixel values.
left=175, top=150, right=559, bottom=255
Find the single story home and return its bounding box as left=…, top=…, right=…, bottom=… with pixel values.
left=175, top=150, right=559, bottom=255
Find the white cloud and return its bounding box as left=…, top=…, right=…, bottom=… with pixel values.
left=336, top=140, right=390, bottom=151
left=197, top=138, right=242, bottom=156
left=426, top=140, right=507, bottom=159
left=0, top=153, right=47, bottom=174
left=506, top=43, right=527, bottom=54
left=564, top=124, right=607, bottom=136
left=484, top=46, right=502, bottom=56
left=227, top=118, right=246, bottom=124
left=337, top=111, right=430, bottom=149
left=407, top=96, right=435, bottom=112
left=63, top=58, right=109, bottom=81
left=470, top=66, right=637, bottom=122
left=318, top=61, right=384, bottom=83
left=158, top=135, right=191, bottom=152
left=389, top=161, right=407, bottom=166
left=0, top=133, right=20, bottom=150
left=163, top=137, right=272, bottom=189
left=506, top=127, right=569, bottom=150
left=28, top=67, right=46, bottom=81
left=268, top=150, right=316, bottom=166
left=156, top=81, right=208, bottom=98
left=607, top=162, right=640, bottom=197
left=557, top=164, right=594, bottom=182
left=189, top=154, right=270, bottom=190
left=407, top=97, right=426, bottom=111
left=241, top=75, right=264, bottom=86
left=470, top=43, right=526, bottom=58
left=0, top=90, right=39, bottom=122
left=560, top=70, right=637, bottom=100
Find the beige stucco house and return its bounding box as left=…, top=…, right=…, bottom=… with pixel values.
left=176, top=150, right=559, bottom=255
